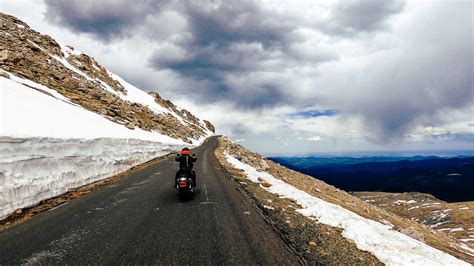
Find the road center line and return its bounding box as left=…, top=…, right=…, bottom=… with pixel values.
left=203, top=184, right=210, bottom=201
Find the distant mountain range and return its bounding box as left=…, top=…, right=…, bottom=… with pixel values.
left=269, top=156, right=474, bottom=202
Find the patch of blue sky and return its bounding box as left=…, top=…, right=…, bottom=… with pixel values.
left=291, top=109, right=337, bottom=118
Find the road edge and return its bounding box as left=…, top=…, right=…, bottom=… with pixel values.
left=212, top=137, right=308, bottom=265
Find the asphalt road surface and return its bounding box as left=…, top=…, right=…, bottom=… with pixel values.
left=0, top=136, right=300, bottom=264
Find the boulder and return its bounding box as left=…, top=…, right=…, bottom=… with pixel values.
left=0, top=49, right=9, bottom=61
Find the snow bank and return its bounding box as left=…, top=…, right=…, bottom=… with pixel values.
left=225, top=154, right=468, bottom=265
left=0, top=137, right=183, bottom=220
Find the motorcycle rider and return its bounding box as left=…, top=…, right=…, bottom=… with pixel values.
left=175, top=147, right=197, bottom=188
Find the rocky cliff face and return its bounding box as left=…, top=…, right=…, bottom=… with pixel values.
left=0, top=12, right=214, bottom=143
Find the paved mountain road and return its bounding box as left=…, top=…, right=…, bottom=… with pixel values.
left=0, top=136, right=300, bottom=264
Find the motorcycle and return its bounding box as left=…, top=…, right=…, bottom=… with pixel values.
left=176, top=170, right=194, bottom=200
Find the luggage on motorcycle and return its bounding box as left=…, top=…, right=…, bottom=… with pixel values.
left=176, top=171, right=194, bottom=200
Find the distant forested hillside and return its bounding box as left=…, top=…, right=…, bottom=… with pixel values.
left=269, top=156, right=474, bottom=202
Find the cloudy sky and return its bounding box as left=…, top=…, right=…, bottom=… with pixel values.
left=2, top=0, right=473, bottom=155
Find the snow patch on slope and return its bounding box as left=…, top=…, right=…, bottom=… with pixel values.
left=107, top=71, right=189, bottom=125
left=58, top=43, right=82, bottom=57
left=0, top=75, right=184, bottom=143
left=107, top=72, right=170, bottom=114
left=7, top=71, right=70, bottom=102
left=25, top=38, right=198, bottom=130
left=225, top=154, right=468, bottom=265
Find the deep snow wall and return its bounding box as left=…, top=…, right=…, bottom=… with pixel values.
left=0, top=136, right=182, bottom=220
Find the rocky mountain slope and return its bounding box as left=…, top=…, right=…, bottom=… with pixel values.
left=354, top=192, right=474, bottom=251
left=215, top=137, right=473, bottom=264
left=0, top=12, right=214, bottom=220
left=0, top=12, right=214, bottom=143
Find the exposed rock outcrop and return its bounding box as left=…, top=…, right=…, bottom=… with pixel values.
left=354, top=191, right=474, bottom=251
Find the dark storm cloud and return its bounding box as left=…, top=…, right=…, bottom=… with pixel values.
left=43, top=0, right=335, bottom=108
left=147, top=1, right=314, bottom=108
left=44, top=0, right=164, bottom=41
left=150, top=42, right=266, bottom=77
left=183, top=1, right=296, bottom=49
left=323, top=0, right=406, bottom=36
left=234, top=84, right=288, bottom=109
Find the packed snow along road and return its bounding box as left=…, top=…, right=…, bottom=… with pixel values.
left=0, top=137, right=183, bottom=220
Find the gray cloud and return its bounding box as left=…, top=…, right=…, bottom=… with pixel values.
left=44, top=0, right=164, bottom=41
left=146, top=1, right=318, bottom=108
left=341, top=1, right=473, bottom=141
left=151, top=43, right=266, bottom=77
left=323, top=0, right=406, bottom=36
left=183, top=1, right=296, bottom=49
left=43, top=0, right=335, bottom=108
left=451, top=133, right=474, bottom=143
